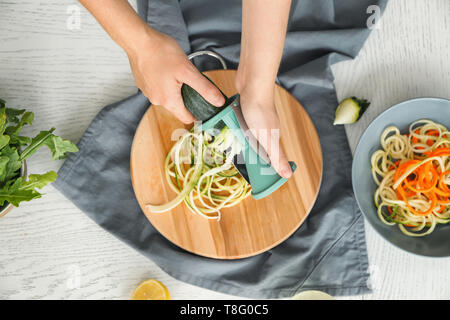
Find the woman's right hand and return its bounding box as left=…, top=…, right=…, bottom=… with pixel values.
left=126, top=30, right=225, bottom=124
left=79, top=0, right=223, bottom=123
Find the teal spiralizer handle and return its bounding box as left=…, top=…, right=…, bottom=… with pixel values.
left=201, top=102, right=296, bottom=200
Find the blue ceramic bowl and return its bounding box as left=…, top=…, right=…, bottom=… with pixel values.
left=352, top=97, right=450, bottom=257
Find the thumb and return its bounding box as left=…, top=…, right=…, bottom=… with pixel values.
left=184, top=69, right=226, bottom=107
left=270, top=145, right=292, bottom=179
left=257, top=127, right=292, bottom=179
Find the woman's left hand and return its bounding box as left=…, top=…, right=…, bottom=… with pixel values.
left=236, top=79, right=292, bottom=179
left=236, top=0, right=293, bottom=179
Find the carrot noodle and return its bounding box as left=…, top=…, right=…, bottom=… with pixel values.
left=371, top=119, right=450, bottom=237
left=146, top=127, right=251, bottom=220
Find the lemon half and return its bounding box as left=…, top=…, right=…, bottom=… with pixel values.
left=132, top=279, right=171, bottom=300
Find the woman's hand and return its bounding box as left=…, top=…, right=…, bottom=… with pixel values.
left=236, top=76, right=292, bottom=179
left=127, top=30, right=225, bottom=123
left=237, top=0, right=293, bottom=178
left=79, top=0, right=224, bottom=124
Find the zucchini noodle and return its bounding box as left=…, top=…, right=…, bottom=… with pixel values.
left=146, top=127, right=251, bottom=220
left=371, top=119, right=450, bottom=237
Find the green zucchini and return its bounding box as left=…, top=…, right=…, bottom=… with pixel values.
left=333, top=97, right=370, bottom=125
left=181, top=75, right=228, bottom=122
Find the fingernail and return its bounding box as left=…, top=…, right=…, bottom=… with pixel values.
left=281, top=167, right=292, bottom=179
left=214, top=96, right=225, bottom=106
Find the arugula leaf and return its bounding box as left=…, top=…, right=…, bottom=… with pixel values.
left=0, top=178, right=41, bottom=207
left=5, top=107, right=26, bottom=124
left=19, top=129, right=55, bottom=161
left=18, top=171, right=57, bottom=190
left=0, top=107, right=6, bottom=134
left=0, top=134, right=10, bottom=150
left=0, top=156, right=9, bottom=181
left=44, top=135, right=79, bottom=160
left=0, top=99, right=77, bottom=207
left=19, top=128, right=78, bottom=161
left=1, top=146, right=22, bottom=183
left=5, top=111, right=34, bottom=146
left=20, top=111, right=34, bottom=125
left=0, top=171, right=57, bottom=207
left=6, top=111, right=34, bottom=136
left=9, top=135, right=31, bottom=146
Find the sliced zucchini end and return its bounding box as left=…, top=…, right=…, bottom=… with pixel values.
left=333, top=97, right=371, bottom=125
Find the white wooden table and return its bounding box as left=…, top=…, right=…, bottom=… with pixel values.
left=0, top=0, right=449, bottom=300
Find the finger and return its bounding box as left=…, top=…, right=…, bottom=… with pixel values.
left=183, top=68, right=226, bottom=107
left=165, top=91, right=196, bottom=124
left=270, top=144, right=292, bottom=179
left=256, top=127, right=292, bottom=179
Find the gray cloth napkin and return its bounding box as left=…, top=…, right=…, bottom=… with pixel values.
left=54, top=0, right=387, bottom=298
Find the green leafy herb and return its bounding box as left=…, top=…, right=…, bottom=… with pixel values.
left=9, top=135, right=31, bottom=146
left=19, top=129, right=56, bottom=161
left=5, top=107, right=26, bottom=124
left=19, top=171, right=58, bottom=191
left=1, top=146, right=22, bottom=182
left=19, top=128, right=79, bottom=161
left=0, top=171, right=58, bottom=207
left=0, top=135, right=10, bottom=150
left=44, top=134, right=79, bottom=160
left=0, top=107, right=7, bottom=134
left=6, top=111, right=34, bottom=135
left=0, top=99, right=78, bottom=208
left=0, top=156, right=9, bottom=181
left=0, top=180, right=41, bottom=207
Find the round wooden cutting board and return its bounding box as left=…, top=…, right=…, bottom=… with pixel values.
left=130, top=69, right=322, bottom=259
